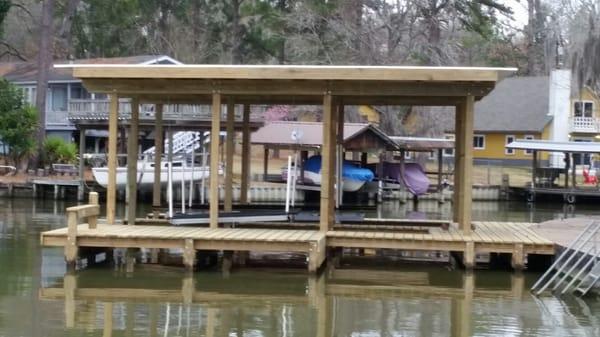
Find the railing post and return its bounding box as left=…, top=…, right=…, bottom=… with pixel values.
left=65, top=210, right=78, bottom=269
left=88, top=192, right=99, bottom=229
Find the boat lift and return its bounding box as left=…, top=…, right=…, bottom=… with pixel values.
left=507, top=140, right=600, bottom=203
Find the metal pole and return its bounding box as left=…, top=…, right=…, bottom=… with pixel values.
left=291, top=151, right=298, bottom=207
left=168, top=131, right=174, bottom=218
left=201, top=141, right=207, bottom=205
left=285, top=155, right=292, bottom=213
left=189, top=140, right=195, bottom=208
left=181, top=153, right=185, bottom=214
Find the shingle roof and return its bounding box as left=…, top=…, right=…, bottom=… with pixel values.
left=0, top=55, right=178, bottom=83
left=448, top=76, right=552, bottom=133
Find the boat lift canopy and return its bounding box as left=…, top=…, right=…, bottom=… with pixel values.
left=507, top=140, right=600, bottom=154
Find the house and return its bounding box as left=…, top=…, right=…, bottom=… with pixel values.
left=0, top=55, right=181, bottom=143
left=443, top=70, right=600, bottom=166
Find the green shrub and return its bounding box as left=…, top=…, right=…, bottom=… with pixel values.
left=43, top=136, right=78, bottom=165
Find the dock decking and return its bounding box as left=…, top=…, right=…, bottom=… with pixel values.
left=41, top=220, right=554, bottom=271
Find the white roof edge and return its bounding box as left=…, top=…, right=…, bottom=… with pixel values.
left=507, top=139, right=600, bottom=153
left=53, top=64, right=518, bottom=71
left=140, top=55, right=183, bottom=65
left=390, top=136, right=454, bottom=142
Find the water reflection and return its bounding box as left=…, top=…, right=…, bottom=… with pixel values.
left=2, top=199, right=600, bottom=336
left=38, top=267, right=600, bottom=337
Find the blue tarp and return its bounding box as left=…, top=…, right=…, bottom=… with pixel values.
left=303, top=155, right=374, bottom=182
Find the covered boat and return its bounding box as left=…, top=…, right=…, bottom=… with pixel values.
left=301, top=155, right=374, bottom=192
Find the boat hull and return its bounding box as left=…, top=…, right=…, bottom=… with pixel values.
left=92, top=166, right=216, bottom=189
left=302, top=171, right=366, bottom=192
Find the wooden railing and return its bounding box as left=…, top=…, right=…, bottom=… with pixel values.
left=68, top=99, right=266, bottom=121
left=570, top=117, right=600, bottom=133
left=65, top=192, right=99, bottom=265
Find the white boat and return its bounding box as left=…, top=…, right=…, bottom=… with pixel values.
left=92, top=161, right=221, bottom=189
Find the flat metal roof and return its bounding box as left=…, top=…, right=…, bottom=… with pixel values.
left=390, top=136, right=454, bottom=151
left=507, top=140, right=600, bottom=153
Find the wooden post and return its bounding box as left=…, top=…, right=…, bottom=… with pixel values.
left=463, top=241, right=475, bottom=269
left=88, top=192, right=99, bottom=229
left=224, top=100, right=235, bottom=212
left=78, top=128, right=86, bottom=201
left=107, top=94, right=119, bottom=225
left=64, top=273, right=77, bottom=328
left=152, top=104, right=164, bottom=210
left=103, top=302, right=114, bottom=337
left=511, top=243, right=525, bottom=270
left=263, top=146, right=269, bottom=180
left=336, top=104, right=344, bottom=208
left=240, top=104, right=251, bottom=204
left=320, top=93, right=336, bottom=232
left=183, top=239, right=195, bottom=271
left=127, top=98, right=139, bottom=226
left=209, top=92, right=221, bottom=228
left=453, top=96, right=474, bottom=233
left=65, top=210, right=78, bottom=268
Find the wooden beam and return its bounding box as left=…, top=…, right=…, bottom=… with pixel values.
left=74, top=65, right=509, bottom=82
left=320, top=93, right=337, bottom=232
left=209, top=92, right=221, bottom=228
left=127, top=98, right=139, bottom=226
left=81, top=78, right=494, bottom=97
left=152, top=104, right=163, bottom=209
left=240, top=104, right=251, bottom=204
left=224, top=100, right=235, bottom=212
left=453, top=96, right=474, bottom=233
left=106, top=94, right=118, bottom=225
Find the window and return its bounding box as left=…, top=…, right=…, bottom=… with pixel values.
left=443, top=134, right=455, bottom=157
left=49, top=85, right=68, bottom=111
left=574, top=101, right=594, bottom=118
left=70, top=84, right=91, bottom=100
left=20, top=86, right=36, bottom=105
left=524, top=135, right=535, bottom=155
left=505, top=135, right=515, bottom=155
left=428, top=151, right=435, bottom=160
left=473, top=135, right=485, bottom=150
left=404, top=151, right=411, bottom=160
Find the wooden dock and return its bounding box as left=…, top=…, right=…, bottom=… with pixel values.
left=41, top=208, right=554, bottom=271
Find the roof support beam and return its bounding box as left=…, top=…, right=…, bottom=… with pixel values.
left=126, top=98, right=139, bottom=226
left=82, top=79, right=493, bottom=99
left=320, top=93, right=337, bottom=232
left=106, top=93, right=118, bottom=225
left=453, top=95, right=474, bottom=234
left=209, top=92, right=221, bottom=228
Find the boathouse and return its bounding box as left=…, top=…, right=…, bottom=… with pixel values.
left=40, top=64, right=556, bottom=272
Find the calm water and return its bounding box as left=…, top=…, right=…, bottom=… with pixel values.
left=1, top=198, right=600, bottom=337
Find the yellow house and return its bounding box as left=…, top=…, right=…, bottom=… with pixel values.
left=446, top=76, right=553, bottom=165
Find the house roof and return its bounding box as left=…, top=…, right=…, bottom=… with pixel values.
left=251, top=121, right=399, bottom=151
left=0, top=55, right=180, bottom=83
left=448, top=76, right=552, bottom=133
left=507, top=140, right=600, bottom=153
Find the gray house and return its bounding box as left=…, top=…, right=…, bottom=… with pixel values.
left=0, top=55, right=181, bottom=142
